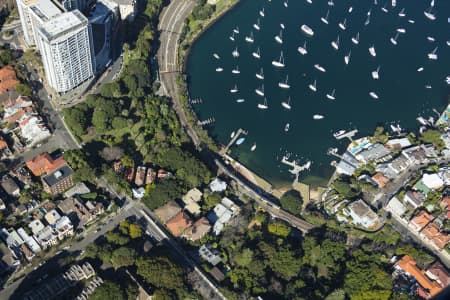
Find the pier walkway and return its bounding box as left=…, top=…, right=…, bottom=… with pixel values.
left=219, top=128, right=246, bottom=155
left=335, top=129, right=358, bottom=141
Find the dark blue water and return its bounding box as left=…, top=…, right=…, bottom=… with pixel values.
left=187, top=0, right=450, bottom=186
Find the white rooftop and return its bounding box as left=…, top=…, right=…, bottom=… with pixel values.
left=422, top=173, right=444, bottom=190
left=29, top=0, right=62, bottom=23
left=209, top=178, right=227, bottom=192
left=386, top=197, right=407, bottom=217
left=28, top=219, right=45, bottom=235
left=39, top=10, right=87, bottom=40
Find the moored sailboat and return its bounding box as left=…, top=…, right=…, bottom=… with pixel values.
left=331, top=35, right=340, bottom=50
left=256, top=68, right=264, bottom=80
left=252, top=47, right=261, bottom=59
left=372, top=66, right=380, bottom=79
left=255, top=84, right=265, bottom=96
left=326, top=89, right=336, bottom=100
left=281, top=97, right=292, bottom=110
left=321, top=10, right=330, bottom=24
left=272, top=51, right=285, bottom=68
left=309, top=80, right=317, bottom=92
left=428, top=47, right=438, bottom=60
left=351, top=32, right=360, bottom=45
left=257, top=98, right=268, bottom=109
left=298, top=41, right=308, bottom=55
left=278, top=75, right=290, bottom=89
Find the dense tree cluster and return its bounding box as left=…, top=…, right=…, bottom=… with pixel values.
left=280, top=190, right=303, bottom=215
left=90, top=280, right=138, bottom=300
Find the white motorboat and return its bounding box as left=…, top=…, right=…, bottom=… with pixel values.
left=374, top=0, right=377, bottom=5
left=236, top=137, right=245, bottom=145
left=338, top=18, right=347, bottom=30
left=256, top=68, right=264, bottom=80
left=372, top=66, right=380, bottom=79
left=251, top=143, right=256, bottom=151
left=369, top=92, right=379, bottom=99
left=431, top=0, right=435, bottom=7
left=427, top=36, right=435, bottom=42
left=309, top=80, right=317, bottom=92
left=213, top=53, right=220, bottom=59
left=326, top=89, right=336, bottom=100
left=351, top=32, right=360, bottom=45
left=344, top=51, right=351, bottom=65
left=367, top=8, right=372, bottom=16
left=348, top=6, right=353, bottom=13
left=278, top=75, right=290, bottom=89
left=306, top=0, right=312, bottom=4
left=275, top=30, right=283, bottom=44
left=229, top=33, right=235, bottom=41
left=232, top=47, right=239, bottom=57
left=333, top=130, right=346, bottom=138
left=297, top=41, right=308, bottom=55
left=233, top=27, right=239, bottom=34
left=231, top=66, right=240, bottom=74
left=284, top=123, right=290, bottom=132
left=321, top=10, right=330, bottom=25
left=390, top=33, right=399, bottom=45
left=331, top=35, right=340, bottom=50
left=253, top=18, right=261, bottom=31
left=428, top=47, right=438, bottom=60
left=364, top=14, right=371, bottom=26
left=252, top=47, right=261, bottom=59
left=408, top=19, right=415, bottom=24
left=216, top=67, right=223, bottom=72
left=417, top=67, right=424, bottom=72
left=284, top=0, right=288, bottom=8
left=313, top=114, right=324, bottom=120
left=259, top=8, right=265, bottom=17
left=381, top=3, right=388, bottom=13
left=391, top=0, right=396, bottom=7
left=280, top=23, right=285, bottom=29
left=369, top=45, right=376, bottom=57
left=281, top=97, right=291, bottom=110
left=230, top=85, right=238, bottom=93
left=257, top=98, right=268, bottom=110
left=425, top=85, right=432, bottom=89
left=328, top=0, right=334, bottom=6
left=447, top=41, right=450, bottom=47
left=314, top=64, right=326, bottom=72
left=272, top=51, right=285, bottom=68
left=236, top=99, right=245, bottom=103
left=424, top=7, right=436, bottom=20
left=301, top=24, right=314, bottom=36
left=398, top=8, right=406, bottom=17
left=255, top=84, right=265, bottom=96
left=396, top=28, right=406, bottom=34
left=245, top=31, right=254, bottom=43
left=446, top=76, right=450, bottom=85
left=230, top=131, right=235, bottom=138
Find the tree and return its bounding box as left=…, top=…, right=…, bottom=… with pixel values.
left=372, top=126, right=389, bottom=144
left=258, top=242, right=302, bottom=280
left=267, top=221, right=291, bottom=237
left=100, top=82, right=122, bottom=98
left=90, top=280, right=124, bottom=300
left=112, top=117, right=128, bottom=130
left=421, top=129, right=445, bottom=151
left=129, top=224, right=142, bottom=239
left=203, top=193, right=221, bottom=209
left=105, top=231, right=130, bottom=246
left=234, top=248, right=253, bottom=268
left=332, top=178, right=360, bottom=199
left=14, top=83, right=32, bottom=96
left=0, top=49, right=13, bottom=66
left=143, top=179, right=185, bottom=210
left=64, top=108, right=88, bottom=137
left=136, top=256, right=185, bottom=290
left=92, top=109, right=109, bottom=133
left=111, top=247, right=136, bottom=269
left=280, top=190, right=303, bottom=215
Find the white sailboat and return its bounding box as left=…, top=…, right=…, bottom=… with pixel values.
left=253, top=18, right=261, bottom=31
left=408, top=19, right=415, bottom=24
left=328, top=0, right=334, bottom=6
left=251, top=143, right=256, bottom=151
left=298, top=41, right=308, bottom=55
left=233, top=27, right=239, bottom=34
left=417, top=67, right=424, bottom=72
left=284, top=0, right=288, bottom=8
left=396, top=28, right=406, bottom=34
left=245, top=31, right=254, bottom=43
left=369, top=45, right=376, bottom=57
left=236, top=98, right=245, bottom=103
left=369, top=92, right=379, bottom=99
left=257, top=98, right=268, bottom=109
left=398, top=8, right=406, bottom=17
left=229, top=32, right=235, bottom=41
left=256, top=68, right=264, bottom=80
left=372, top=66, right=380, bottom=79
left=213, top=53, right=220, bottom=59
left=381, top=3, right=388, bottom=13
left=281, top=97, right=292, bottom=110
left=428, top=47, right=438, bottom=60
left=278, top=75, right=290, bottom=89
left=367, top=8, right=372, bottom=16
left=252, top=47, right=261, bottom=59
left=321, top=10, right=330, bottom=25
left=231, top=66, right=240, bottom=74
left=280, top=23, right=285, bottom=29
left=364, top=14, right=371, bottom=26
left=309, top=80, right=317, bottom=92
left=390, top=32, right=400, bottom=45
left=272, top=51, right=285, bottom=68
left=230, top=84, right=238, bottom=93
left=255, top=84, right=265, bottom=96
left=284, top=123, right=290, bottom=132
left=301, top=24, right=314, bottom=36
left=333, top=130, right=346, bottom=138
left=215, top=67, right=223, bottom=72
left=326, top=89, right=336, bottom=100
left=351, top=32, right=360, bottom=45
left=306, top=0, right=312, bottom=4
left=348, top=6, right=353, bottom=13
left=314, top=64, right=326, bottom=72
left=338, top=18, right=347, bottom=30
left=275, top=30, right=283, bottom=44
left=344, top=50, right=351, bottom=65
left=427, top=36, right=435, bottom=42
left=313, top=114, right=324, bottom=120
left=230, top=131, right=235, bottom=138
left=259, top=7, right=265, bottom=17
left=232, top=47, right=239, bottom=57
left=331, top=35, right=340, bottom=50
left=424, top=6, right=436, bottom=20
left=391, top=0, right=396, bottom=7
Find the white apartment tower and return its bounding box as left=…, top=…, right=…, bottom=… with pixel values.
left=36, top=10, right=96, bottom=93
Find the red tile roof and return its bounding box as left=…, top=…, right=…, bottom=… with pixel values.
left=0, top=66, right=19, bottom=94
left=410, top=210, right=434, bottom=231
left=372, top=172, right=390, bottom=188
left=426, top=261, right=450, bottom=288
left=26, top=153, right=66, bottom=177
left=422, top=222, right=450, bottom=249
left=166, top=212, right=193, bottom=237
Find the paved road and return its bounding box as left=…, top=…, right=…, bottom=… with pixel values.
left=157, top=0, right=201, bottom=147
left=215, top=159, right=315, bottom=233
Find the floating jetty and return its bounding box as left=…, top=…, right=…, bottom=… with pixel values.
left=197, top=117, right=215, bottom=126
left=190, top=98, right=203, bottom=104
left=220, top=128, right=248, bottom=155
left=334, top=129, right=358, bottom=141
left=281, top=156, right=311, bottom=176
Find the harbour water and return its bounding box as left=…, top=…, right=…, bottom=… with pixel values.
left=186, top=0, right=450, bottom=186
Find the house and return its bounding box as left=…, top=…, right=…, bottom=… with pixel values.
left=409, top=210, right=434, bottom=232
left=343, top=200, right=379, bottom=229
left=154, top=200, right=182, bottom=224
left=54, top=216, right=74, bottom=240
left=1, top=175, right=20, bottom=197
left=395, top=255, right=442, bottom=298
left=404, top=191, right=426, bottom=209
left=85, top=201, right=104, bottom=216
left=426, top=261, right=450, bottom=288
left=440, top=196, right=450, bottom=219
left=402, top=146, right=428, bottom=164
left=336, top=151, right=360, bottom=176
left=413, top=180, right=432, bottom=195
left=44, top=209, right=62, bottom=225
left=208, top=197, right=240, bottom=235
left=3, top=228, right=24, bottom=257
left=355, top=143, right=391, bottom=163
left=165, top=212, right=193, bottom=237
left=199, top=244, right=222, bottom=266
left=209, top=267, right=225, bottom=282
left=185, top=217, right=211, bottom=241
left=134, top=166, right=146, bottom=186
left=386, top=197, right=407, bottom=217
left=112, top=0, right=137, bottom=21
left=42, top=165, right=74, bottom=195
left=0, top=198, right=5, bottom=210
left=145, top=168, right=156, bottom=184
left=20, top=243, right=34, bottom=261
left=34, top=226, right=58, bottom=249
left=0, top=242, right=20, bottom=273
left=421, top=173, right=444, bottom=190
left=0, top=66, right=19, bottom=96
left=421, top=222, right=450, bottom=249
left=371, top=172, right=390, bottom=188
left=26, top=153, right=66, bottom=177
left=182, top=188, right=202, bottom=216
left=387, top=155, right=411, bottom=175
left=209, top=178, right=227, bottom=193
left=57, top=198, right=93, bottom=228
left=17, top=228, right=41, bottom=254
left=386, top=138, right=412, bottom=150
left=64, top=182, right=91, bottom=198
left=28, top=219, right=45, bottom=235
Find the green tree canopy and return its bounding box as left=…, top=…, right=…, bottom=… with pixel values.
left=111, top=247, right=136, bottom=269
left=280, top=190, right=303, bottom=215
left=15, top=83, right=32, bottom=96
left=136, top=256, right=185, bottom=290
left=90, top=280, right=124, bottom=300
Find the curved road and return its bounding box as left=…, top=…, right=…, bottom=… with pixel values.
left=157, top=0, right=201, bottom=147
